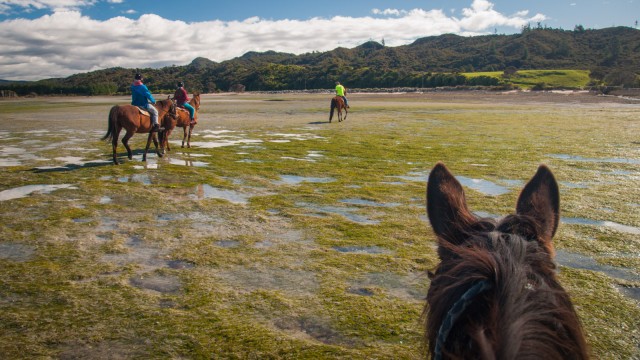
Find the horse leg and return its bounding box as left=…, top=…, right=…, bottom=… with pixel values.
left=152, top=132, right=163, bottom=158
left=122, top=131, right=134, bottom=161
left=143, top=132, right=153, bottom=162
left=329, top=99, right=334, bottom=123
left=111, top=126, right=121, bottom=165
left=187, top=125, right=193, bottom=148
left=181, top=127, right=187, bottom=148
left=165, top=129, right=172, bottom=152
left=343, top=106, right=348, bottom=121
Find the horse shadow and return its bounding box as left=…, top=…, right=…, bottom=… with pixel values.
left=32, top=160, right=113, bottom=173
left=30, top=151, right=154, bottom=173
left=308, top=121, right=331, bottom=125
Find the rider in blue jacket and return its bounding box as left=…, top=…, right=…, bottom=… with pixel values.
left=131, top=74, right=161, bottom=131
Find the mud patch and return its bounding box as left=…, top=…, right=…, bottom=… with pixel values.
left=350, top=272, right=429, bottom=301
left=130, top=273, right=182, bottom=294
left=273, top=316, right=360, bottom=347
left=58, top=340, right=145, bottom=359
left=216, top=266, right=318, bottom=296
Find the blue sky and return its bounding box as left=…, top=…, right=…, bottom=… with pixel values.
left=0, top=0, right=637, bottom=80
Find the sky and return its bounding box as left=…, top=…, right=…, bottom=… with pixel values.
left=0, top=0, right=637, bottom=81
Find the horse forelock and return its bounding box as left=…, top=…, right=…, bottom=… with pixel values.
left=426, top=214, right=588, bottom=359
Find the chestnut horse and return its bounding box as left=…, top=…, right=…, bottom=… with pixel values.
left=329, top=96, right=347, bottom=123
left=102, top=98, right=176, bottom=165
left=162, top=93, right=200, bottom=151
left=425, top=163, right=588, bottom=359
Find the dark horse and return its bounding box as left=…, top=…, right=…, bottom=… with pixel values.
left=162, top=93, right=201, bottom=151
left=329, top=96, right=347, bottom=123
left=425, top=163, right=588, bottom=359
left=102, top=98, right=176, bottom=165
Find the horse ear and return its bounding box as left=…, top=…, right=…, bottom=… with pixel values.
left=426, top=162, right=476, bottom=246
left=516, top=165, right=560, bottom=252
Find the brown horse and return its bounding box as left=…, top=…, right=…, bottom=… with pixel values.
left=329, top=96, right=347, bottom=123
left=162, top=93, right=200, bottom=151
left=425, top=163, right=588, bottom=359
left=102, top=98, right=176, bottom=165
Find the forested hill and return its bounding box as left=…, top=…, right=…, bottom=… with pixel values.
left=3, top=26, right=639, bottom=95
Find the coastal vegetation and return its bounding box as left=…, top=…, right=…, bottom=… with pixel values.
left=1, top=26, right=639, bottom=95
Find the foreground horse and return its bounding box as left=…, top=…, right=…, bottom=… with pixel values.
left=102, top=98, right=176, bottom=165
left=329, top=96, right=347, bottom=122
left=425, top=163, right=588, bottom=359
left=162, top=93, right=200, bottom=151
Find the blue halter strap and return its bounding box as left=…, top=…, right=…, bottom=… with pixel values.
left=434, top=280, right=493, bottom=360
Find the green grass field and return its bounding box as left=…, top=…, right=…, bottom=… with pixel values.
left=0, top=92, right=638, bottom=358
left=463, top=69, right=592, bottom=89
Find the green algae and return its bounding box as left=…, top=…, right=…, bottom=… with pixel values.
left=0, top=92, right=638, bottom=358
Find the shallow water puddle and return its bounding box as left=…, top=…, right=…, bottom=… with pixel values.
left=333, top=245, right=392, bottom=254
left=550, top=154, right=640, bottom=165
left=339, top=198, right=401, bottom=208
left=168, top=158, right=208, bottom=167
left=0, top=184, right=76, bottom=201
left=215, top=240, right=241, bottom=248
left=281, top=151, right=324, bottom=162
left=556, top=250, right=640, bottom=301
left=562, top=217, right=640, bottom=235
left=187, top=139, right=263, bottom=148
left=276, top=175, right=335, bottom=185
left=392, top=171, right=522, bottom=196
left=0, top=158, right=22, bottom=166
left=0, top=243, right=36, bottom=262
left=117, top=174, right=152, bottom=185
left=99, top=196, right=112, bottom=204
left=296, top=202, right=379, bottom=225
left=456, top=176, right=510, bottom=196
left=191, top=184, right=251, bottom=204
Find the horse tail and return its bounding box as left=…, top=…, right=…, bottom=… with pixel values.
left=330, top=98, right=336, bottom=121
left=102, top=106, right=117, bottom=142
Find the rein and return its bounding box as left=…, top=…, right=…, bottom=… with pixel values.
left=434, top=280, right=493, bottom=360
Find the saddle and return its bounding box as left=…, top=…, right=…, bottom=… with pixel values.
left=136, top=106, right=150, bottom=117
left=176, top=106, right=189, bottom=114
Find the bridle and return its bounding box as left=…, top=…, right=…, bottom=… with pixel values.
left=434, top=280, right=493, bottom=360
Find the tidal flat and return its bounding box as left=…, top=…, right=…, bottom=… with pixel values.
left=0, top=91, right=639, bottom=358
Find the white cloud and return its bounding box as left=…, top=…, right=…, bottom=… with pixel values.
left=372, top=8, right=406, bottom=16
left=0, top=0, right=547, bottom=80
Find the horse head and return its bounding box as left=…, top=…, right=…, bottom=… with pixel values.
left=425, top=162, right=587, bottom=359
left=192, top=92, right=201, bottom=111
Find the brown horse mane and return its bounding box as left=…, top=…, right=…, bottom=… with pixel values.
left=424, top=163, right=588, bottom=359
left=425, top=214, right=588, bottom=359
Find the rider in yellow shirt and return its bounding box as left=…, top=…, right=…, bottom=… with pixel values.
left=335, top=81, right=349, bottom=108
